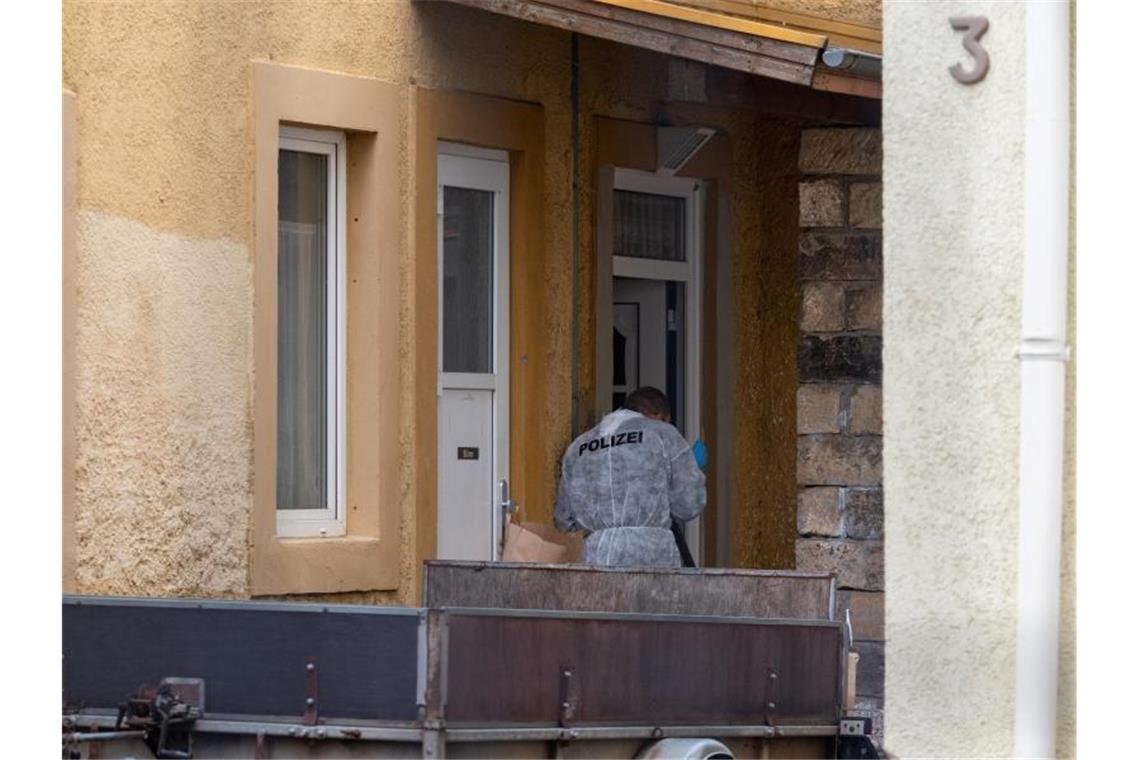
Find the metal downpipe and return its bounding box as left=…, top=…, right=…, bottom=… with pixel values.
left=1013, top=1, right=1071, bottom=756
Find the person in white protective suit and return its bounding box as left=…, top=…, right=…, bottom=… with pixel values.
left=554, top=386, right=706, bottom=567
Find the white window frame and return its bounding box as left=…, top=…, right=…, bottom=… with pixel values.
left=276, top=125, right=347, bottom=539
left=607, top=167, right=704, bottom=562
left=612, top=168, right=703, bottom=447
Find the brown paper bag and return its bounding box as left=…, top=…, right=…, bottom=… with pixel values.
left=501, top=522, right=584, bottom=564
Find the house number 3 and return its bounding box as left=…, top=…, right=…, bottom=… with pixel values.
left=949, top=16, right=990, bottom=84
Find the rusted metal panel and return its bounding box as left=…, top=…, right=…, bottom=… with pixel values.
left=441, top=609, right=841, bottom=726
left=424, top=562, right=835, bottom=620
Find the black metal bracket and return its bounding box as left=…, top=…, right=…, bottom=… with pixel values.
left=764, top=666, right=779, bottom=726
left=558, top=665, right=578, bottom=727
left=115, top=678, right=204, bottom=759
left=303, top=657, right=319, bottom=726
left=836, top=716, right=880, bottom=759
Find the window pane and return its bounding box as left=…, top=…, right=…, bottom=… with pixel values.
left=442, top=186, right=494, bottom=373
left=614, top=190, right=686, bottom=262
left=277, top=148, right=329, bottom=510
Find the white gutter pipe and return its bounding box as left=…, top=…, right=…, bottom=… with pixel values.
left=1014, top=1, right=1071, bottom=757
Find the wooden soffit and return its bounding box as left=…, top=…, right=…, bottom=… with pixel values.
left=429, top=0, right=881, bottom=98
left=658, top=0, right=881, bottom=54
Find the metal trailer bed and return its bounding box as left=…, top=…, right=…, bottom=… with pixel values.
left=62, top=564, right=878, bottom=759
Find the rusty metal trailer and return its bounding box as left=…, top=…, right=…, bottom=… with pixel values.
left=62, top=564, right=878, bottom=759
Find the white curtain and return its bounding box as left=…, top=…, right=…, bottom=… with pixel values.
left=276, top=218, right=328, bottom=510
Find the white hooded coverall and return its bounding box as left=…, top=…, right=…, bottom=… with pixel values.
left=554, top=409, right=706, bottom=567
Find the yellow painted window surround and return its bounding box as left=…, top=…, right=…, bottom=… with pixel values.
left=251, top=62, right=403, bottom=596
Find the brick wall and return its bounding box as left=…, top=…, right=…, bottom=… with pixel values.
left=794, top=128, right=884, bottom=742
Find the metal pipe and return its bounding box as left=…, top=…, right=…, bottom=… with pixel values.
left=1014, top=1, right=1071, bottom=756
left=434, top=605, right=844, bottom=626
left=62, top=714, right=838, bottom=744
left=819, top=46, right=882, bottom=79
left=570, top=31, right=582, bottom=433
left=63, top=730, right=147, bottom=743
left=64, top=714, right=425, bottom=742
left=444, top=724, right=838, bottom=742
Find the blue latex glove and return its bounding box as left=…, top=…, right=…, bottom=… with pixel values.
left=691, top=439, right=708, bottom=470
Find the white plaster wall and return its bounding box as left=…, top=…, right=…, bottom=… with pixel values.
left=883, top=2, right=1026, bottom=755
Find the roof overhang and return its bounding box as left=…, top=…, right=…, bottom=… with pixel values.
left=426, top=0, right=881, bottom=99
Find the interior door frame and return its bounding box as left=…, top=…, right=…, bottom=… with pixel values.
left=437, top=142, right=510, bottom=560
left=595, top=166, right=705, bottom=563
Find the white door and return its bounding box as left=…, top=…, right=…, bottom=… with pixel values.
left=602, top=168, right=704, bottom=562
left=437, top=145, right=510, bottom=561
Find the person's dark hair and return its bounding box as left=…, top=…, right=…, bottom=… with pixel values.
left=623, top=386, right=671, bottom=419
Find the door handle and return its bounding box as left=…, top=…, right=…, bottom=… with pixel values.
left=497, top=479, right=518, bottom=562
left=498, top=479, right=518, bottom=515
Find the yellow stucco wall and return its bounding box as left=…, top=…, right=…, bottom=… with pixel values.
left=63, top=0, right=575, bottom=603
left=64, top=0, right=807, bottom=601
left=883, top=1, right=1075, bottom=754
